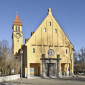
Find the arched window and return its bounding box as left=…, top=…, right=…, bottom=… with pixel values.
left=44, top=28, right=46, bottom=32
left=49, top=22, right=51, bottom=26
left=55, top=29, right=57, bottom=33
left=16, top=26, right=17, bottom=31
left=18, top=26, right=20, bottom=31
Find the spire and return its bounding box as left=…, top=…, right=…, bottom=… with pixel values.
left=48, top=8, right=52, bottom=15
left=13, top=15, right=22, bottom=26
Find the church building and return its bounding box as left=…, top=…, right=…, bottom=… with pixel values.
left=12, top=8, right=74, bottom=78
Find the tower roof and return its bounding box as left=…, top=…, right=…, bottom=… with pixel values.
left=13, top=15, right=22, bottom=26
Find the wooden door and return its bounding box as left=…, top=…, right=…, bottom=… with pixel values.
left=47, top=63, right=55, bottom=77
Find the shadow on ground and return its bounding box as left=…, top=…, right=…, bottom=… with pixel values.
left=0, top=77, right=85, bottom=85
left=0, top=82, right=33, bottom=85
left=59, top=77, right=85, bottom=82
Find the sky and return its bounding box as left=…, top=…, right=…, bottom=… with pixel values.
left=0, top=0, right=85, bottom=51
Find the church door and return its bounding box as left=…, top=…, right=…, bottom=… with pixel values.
left=47, top=63, right=55, bottom=77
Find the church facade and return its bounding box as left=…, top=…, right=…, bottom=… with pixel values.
left=12, top=8, right=74, bottom=78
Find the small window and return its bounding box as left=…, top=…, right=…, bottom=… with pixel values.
left=66, top=49, right=68, bottom=54
left=44, top=28, right=46, bottom=32
left=49, top=22, right=51, bottom=26
left=33, top=48, right=35, bottom=53
left=55, top=29, right=57, bottom=33
left=17, top=40, right=19, bottom=42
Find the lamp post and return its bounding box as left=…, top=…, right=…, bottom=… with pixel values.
left=20, top=49, right=23, bottom=85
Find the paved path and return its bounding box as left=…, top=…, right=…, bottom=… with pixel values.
left=0, top=77, right=85, bottom=85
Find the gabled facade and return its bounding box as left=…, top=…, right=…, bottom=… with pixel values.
left=24, top=8, right=74, bottom=78
left=12, top=8, right=74, bottom=78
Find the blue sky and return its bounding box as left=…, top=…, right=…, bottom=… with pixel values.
left=0, top=0, right=85, bottom=51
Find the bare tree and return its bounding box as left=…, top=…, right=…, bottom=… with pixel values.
left=78, top=48, right=85, bottom=72
left=73, top=51, right=78, bottom=64
left=0, top=40, right=21, bottom=76
left=78, top=48, right=85, bottom=63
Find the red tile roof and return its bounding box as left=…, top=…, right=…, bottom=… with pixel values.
left=31, top=32, right=34, bottom=36
left=13, top=15, right=22, bottom=26
left=25, top=38, right=29, bottom=43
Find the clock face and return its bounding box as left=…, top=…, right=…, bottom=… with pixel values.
left=15, top=33, right=21, bottom=39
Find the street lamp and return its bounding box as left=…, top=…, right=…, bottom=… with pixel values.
left=20, top=49, right=23, bottom=85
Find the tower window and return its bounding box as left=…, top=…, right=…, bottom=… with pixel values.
left=33, top=48, right=35, bottom=53
left=49, top=22, right=51, bottom=26
left=15, top=26, right=20, bottom=31
left=66, top=49, right=68, bottom=54
left=44, top=28, right=46, bottom=32
left=55, top=29, right=57, bottom=33
left=18, top=26, right=20, bottom=31
left=16, top=26, right=17, bottom=31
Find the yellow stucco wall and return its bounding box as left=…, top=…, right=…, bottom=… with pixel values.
left=12, top=25, right=23, bottom=55
left=25, top=8, right=74, bottom=77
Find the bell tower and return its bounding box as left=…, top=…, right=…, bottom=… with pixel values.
left=12, top=15, right=23, bottom=55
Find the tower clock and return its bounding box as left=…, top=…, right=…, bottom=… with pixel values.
left=12, top=15, right=23, bottom=55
